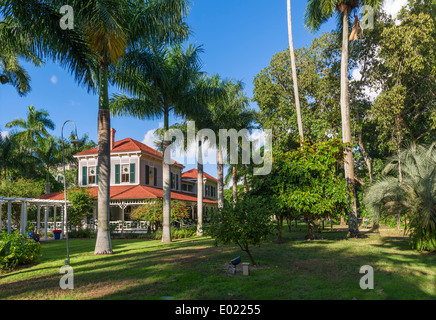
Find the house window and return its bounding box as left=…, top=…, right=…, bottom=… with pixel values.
left=176, top=174, right=179, bottom=190
left=182, top=183, right=193, bottom=193
left=149, top=166, right=154, bottom=185
left=121, top=164, right=130, bottom=183
left=88, top=166, right=96, bottom=185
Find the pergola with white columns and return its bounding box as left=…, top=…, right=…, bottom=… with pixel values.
left=0, top=196, right=71, bottom=240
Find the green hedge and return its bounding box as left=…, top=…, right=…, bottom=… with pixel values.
left=0, top=231, right=41, bottom=271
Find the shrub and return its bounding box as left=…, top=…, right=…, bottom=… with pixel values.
left=207, top=196, right=275, bottom=266
left=67, top=188, right=93, bottom=227
left=0, top=231, right=41, bottom=271
left=68, top=229, right=96, bottom=239
left=152, top=226, right=197, bottom=240
left=130, top=200, right=190, bottom=230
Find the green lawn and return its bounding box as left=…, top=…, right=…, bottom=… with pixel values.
left=0, top=226, right=435, bottom=300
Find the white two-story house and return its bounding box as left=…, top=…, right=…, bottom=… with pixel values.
left=41, top=129, right=218, bottom=223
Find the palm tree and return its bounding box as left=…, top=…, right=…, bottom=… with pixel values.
left=364, top=143, right=436, bottom=252
left=0, top=18, right=44, bottom=96
left=304, top=0, right=382, bottom=237
left=34, top=136, right=61, bottom=193
left=0, top=132, right=20, bottom=180
left=203, top=78, right=251, bottom=208
left=110, top=44, right=216, bottom=243
left=2, top=0, right=190, bottom=254
left=287, top=0, right=304, bottom=142
left=6, top=105, right=55, bottom=154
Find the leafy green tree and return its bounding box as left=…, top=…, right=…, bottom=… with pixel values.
left=364, top=143, right=436, bottom=252
left=67, top=188, right=94, bottom=229
left=130, top=199, right=190, bottom=231
left=254, top=32, right=345, bottom=152
left=207, top=196, right=276, bottom=266
left=254, top=139, right=351, bottom=240
left=370, top=11, right=436, bottom=157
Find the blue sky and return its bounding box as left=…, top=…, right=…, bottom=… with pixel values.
left=0, top=0, right=406, bottom=180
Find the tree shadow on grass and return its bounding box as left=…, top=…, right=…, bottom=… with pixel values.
left=0, top=234, right=434, bottom=300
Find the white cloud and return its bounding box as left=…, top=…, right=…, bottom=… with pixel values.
left=383, top=0, right=408, bottom=23
left=1, top=131, right=9, bottom=140
left=142, top=129, right=159, bottom=148
left=50, top=75, right=58, bottom=85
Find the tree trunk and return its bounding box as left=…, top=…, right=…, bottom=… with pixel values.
left=162, top=108, right=172, bottom=243
left=217, top=147, right=224, bottom=209
left=244, top=246, right=257, bottom=267
left=397, top=134, right=403, bottom=232
left=243, top=174, right=248, bottom=194
left=197, top=140, right=204, bottom=237
left=232, top=165, right=238, bottom=204
left=340, top=9, right=359, bottom=238
left=305, top=213, right=316, bottom=240
left=287, top=0, right=304, bottom=142
left=277, top=215, right=284, bottom=243
left=94, top=65, right=113, bottom=255
left=358, top=128, right=373, bottom=184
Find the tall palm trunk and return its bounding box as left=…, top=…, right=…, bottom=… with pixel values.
left=95, top=65, right=113, bottom=255
left=162, top=108, right=172, bottom=243
left=232, top=165, right=238, bottom=204
left=340, top=8, right=359, bottom=238
left=197, top=140, right=204, bottom=236
left=217, top=146, right=224, bottom=209
left=287, top=0, right=304, bottom=142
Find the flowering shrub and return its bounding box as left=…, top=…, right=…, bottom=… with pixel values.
left=53, top=230, right=62, bottom=234
left=130, top=200, right=190, bottom=229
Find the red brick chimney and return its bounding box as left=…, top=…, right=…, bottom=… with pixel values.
left=110, top=128, right=116, bottom=150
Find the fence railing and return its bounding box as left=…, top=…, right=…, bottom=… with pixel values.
left=25, top=220, right=196, bottom=234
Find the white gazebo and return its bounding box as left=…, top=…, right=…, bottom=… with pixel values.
left=0, top=196, right=71, bottom=240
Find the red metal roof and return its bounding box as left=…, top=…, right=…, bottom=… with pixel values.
left=182, top=168, right=218, bottom=182
left=74, top=138, right=183, bottom=166
left=39, top=185, right=217, bottom=204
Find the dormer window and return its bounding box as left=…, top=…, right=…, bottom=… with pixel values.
left=88, top=166, right=96, bottom=185
left=115, top=163, right=136, bottom=184
left=121, top=164, right=130, bottom=183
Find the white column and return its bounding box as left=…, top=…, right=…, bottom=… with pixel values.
left=7, top=201, right=12, bottom=234
left=54, top=206, right=57, bottom=230
left=44, top=206, right=49, bottom=240
left=20, top=201, right=24, bottom=234
left=20, top=201, right=28, bottom=235
left=23, top=202, right=28, bottom=235
left=36, top=205, right=41, bottom=235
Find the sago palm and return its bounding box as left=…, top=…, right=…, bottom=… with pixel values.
left=364, top=143, right=436, bottom=252
left=304, top=0, right=383, bottom=237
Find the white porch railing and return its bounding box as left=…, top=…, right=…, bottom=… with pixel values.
left=30, top=222, right=63, bottom=232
